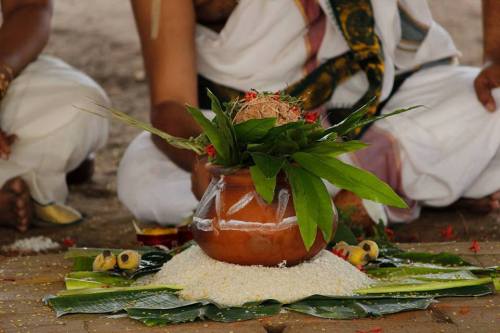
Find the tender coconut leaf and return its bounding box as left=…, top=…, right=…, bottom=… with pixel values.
left=366, top=266, right=478, bottom=280
left=46, top=285, right=184, bottom=317
left=304, top=140, right=368, bottom=156
left=286, top=297, right=433, bottom=319
left=250, top=152, right=285, bottom=178
left=356, top=277, right=493, bottom=295
left=285, top=165, right=334, bottom=249
left=65, top=272, right=132, bottom=290
left=187, top=105, right=230, bottom=164
left=250, top=165, right=276, bottom=204
left=292, top=152, right=407, bottom=208
left=234, top=118, right=276, bottom=143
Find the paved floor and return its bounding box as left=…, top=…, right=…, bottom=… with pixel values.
left=1, top=242, right=498, bottom=333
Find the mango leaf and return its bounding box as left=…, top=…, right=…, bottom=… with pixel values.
left=65, top=272, right=132, bottom=290
left=342, top=105, right=423, bottom=136
left=187, top=105, right=229, bottom=164
left=234, top=118, right=276, bottom=143
left=331, top=222, right=358, bottom=245
left=45, top=285, right=185, bottom=317
left=285, top=165, right=334, bottom=249
left=323, top=97, right=375, bottom=136
left=292, top=152, right=407, bottom=208
left=250, top=165, right=276, bottom=204
left=250, top=152, right=285, bottom=178
left=206, top=89, right=239, bottom=164
left=304, top=140, right=368, bottom=156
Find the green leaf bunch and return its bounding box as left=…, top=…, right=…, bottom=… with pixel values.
left=91, top=89, right=418, bottom=250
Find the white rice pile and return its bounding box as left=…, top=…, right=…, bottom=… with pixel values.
left=1, top=236, right=60, bottom=253
left=151, top=246, right=373, bottom=307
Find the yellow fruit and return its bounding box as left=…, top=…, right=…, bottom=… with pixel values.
left=358, top=240, right=379, bottom=260
left=92, top=250, right=117, bottom=272
left=117, top=250, right=141, bottom=270
left=345, top=246, right=370, bottom=266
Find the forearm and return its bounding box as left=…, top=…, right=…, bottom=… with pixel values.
left=483, top=0, right=500, bottom=64
left=151, top=101, right=202, bottom=172
left=0, top=1, right=52, bottom=76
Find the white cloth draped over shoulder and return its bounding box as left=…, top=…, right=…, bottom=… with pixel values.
left=0, top=56, right=109, bottom=211
left=118, top=0, right=500, bottom=225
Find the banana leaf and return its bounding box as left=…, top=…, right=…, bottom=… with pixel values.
left=285, top=296, right=433, bottom=319
left=45, top=285, right=184, bottom=317
left=65, top=272, right=133, bottom=290
left=127, top=302, right=282, bottom=326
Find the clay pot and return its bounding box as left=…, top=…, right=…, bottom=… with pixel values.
left=192, top=165, right=337, bottom=266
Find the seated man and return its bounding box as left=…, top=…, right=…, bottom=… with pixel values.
left=0, top=0, right=109, bottom=232
left=118, top=0, right=500, bottom=226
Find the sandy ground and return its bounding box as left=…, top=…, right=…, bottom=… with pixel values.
left=0, top=0, right=498, bottom=249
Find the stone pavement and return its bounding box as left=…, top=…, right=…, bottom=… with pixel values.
left=1, top=242, right=498, bottom=333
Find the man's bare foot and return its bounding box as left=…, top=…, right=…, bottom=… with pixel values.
left=0, top=177, right=33, bottom=232
left=453, top=192, right=500, bottom=214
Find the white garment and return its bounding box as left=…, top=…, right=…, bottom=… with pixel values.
left=118, top=0, right=498, bottom=225
left=196, top=0, right=459, bottom=105
left=119, top=66, right=500, bottom=225
left=0, top=55, right=109, bottom=204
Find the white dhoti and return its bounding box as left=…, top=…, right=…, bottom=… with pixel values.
left=0, top=55, right=109, bottom=207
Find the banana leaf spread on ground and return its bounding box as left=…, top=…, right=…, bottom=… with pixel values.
left=44, top=228, right=498, bottom=327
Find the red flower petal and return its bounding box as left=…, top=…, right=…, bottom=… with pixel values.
left=62, top=237, right=76, bottom=247
left=204, top=144, right=216, bottom=158
left=440, top=224, right=454, bottom=241
left=384, top=227, right=395, bottom=241
left=244, top=91, right=257, bottom=102
left=469, top=240, right=480, bottom=253
left=304, top=111, right=319, bottom=124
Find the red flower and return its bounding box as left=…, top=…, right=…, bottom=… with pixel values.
left=356, top=327, right=383, bottom=333
left=356, top=264, right=366, bottom=272
left=272, top=91, right=281, bottom=100
left=384, top=227, right=395, bottom=241
left=331, top=248, right=348, bottom=261
left=469, top=240, right=480, bottom=253
left=204, top=144, right=216, bottom=158
left=244, top=91, right=257, bottom=102
left=304, top=111, right=319, bottom=124
left=440, top=224, right=454, bottom=241
left=62, top=237, right=76, bottom=247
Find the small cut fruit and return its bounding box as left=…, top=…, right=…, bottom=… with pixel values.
left=117, top=250, right=141, bottom=270
left=92, top=250, right=117, bottom=272
left=345, top=245, right=370, bottom=266
left=358, top=240, right=379, bottom=260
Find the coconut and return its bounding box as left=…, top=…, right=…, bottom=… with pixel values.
left=233, top=95, right=301, bottom=125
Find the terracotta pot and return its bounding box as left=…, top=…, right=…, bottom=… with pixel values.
left=192, top=165, right=337, bottom=266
